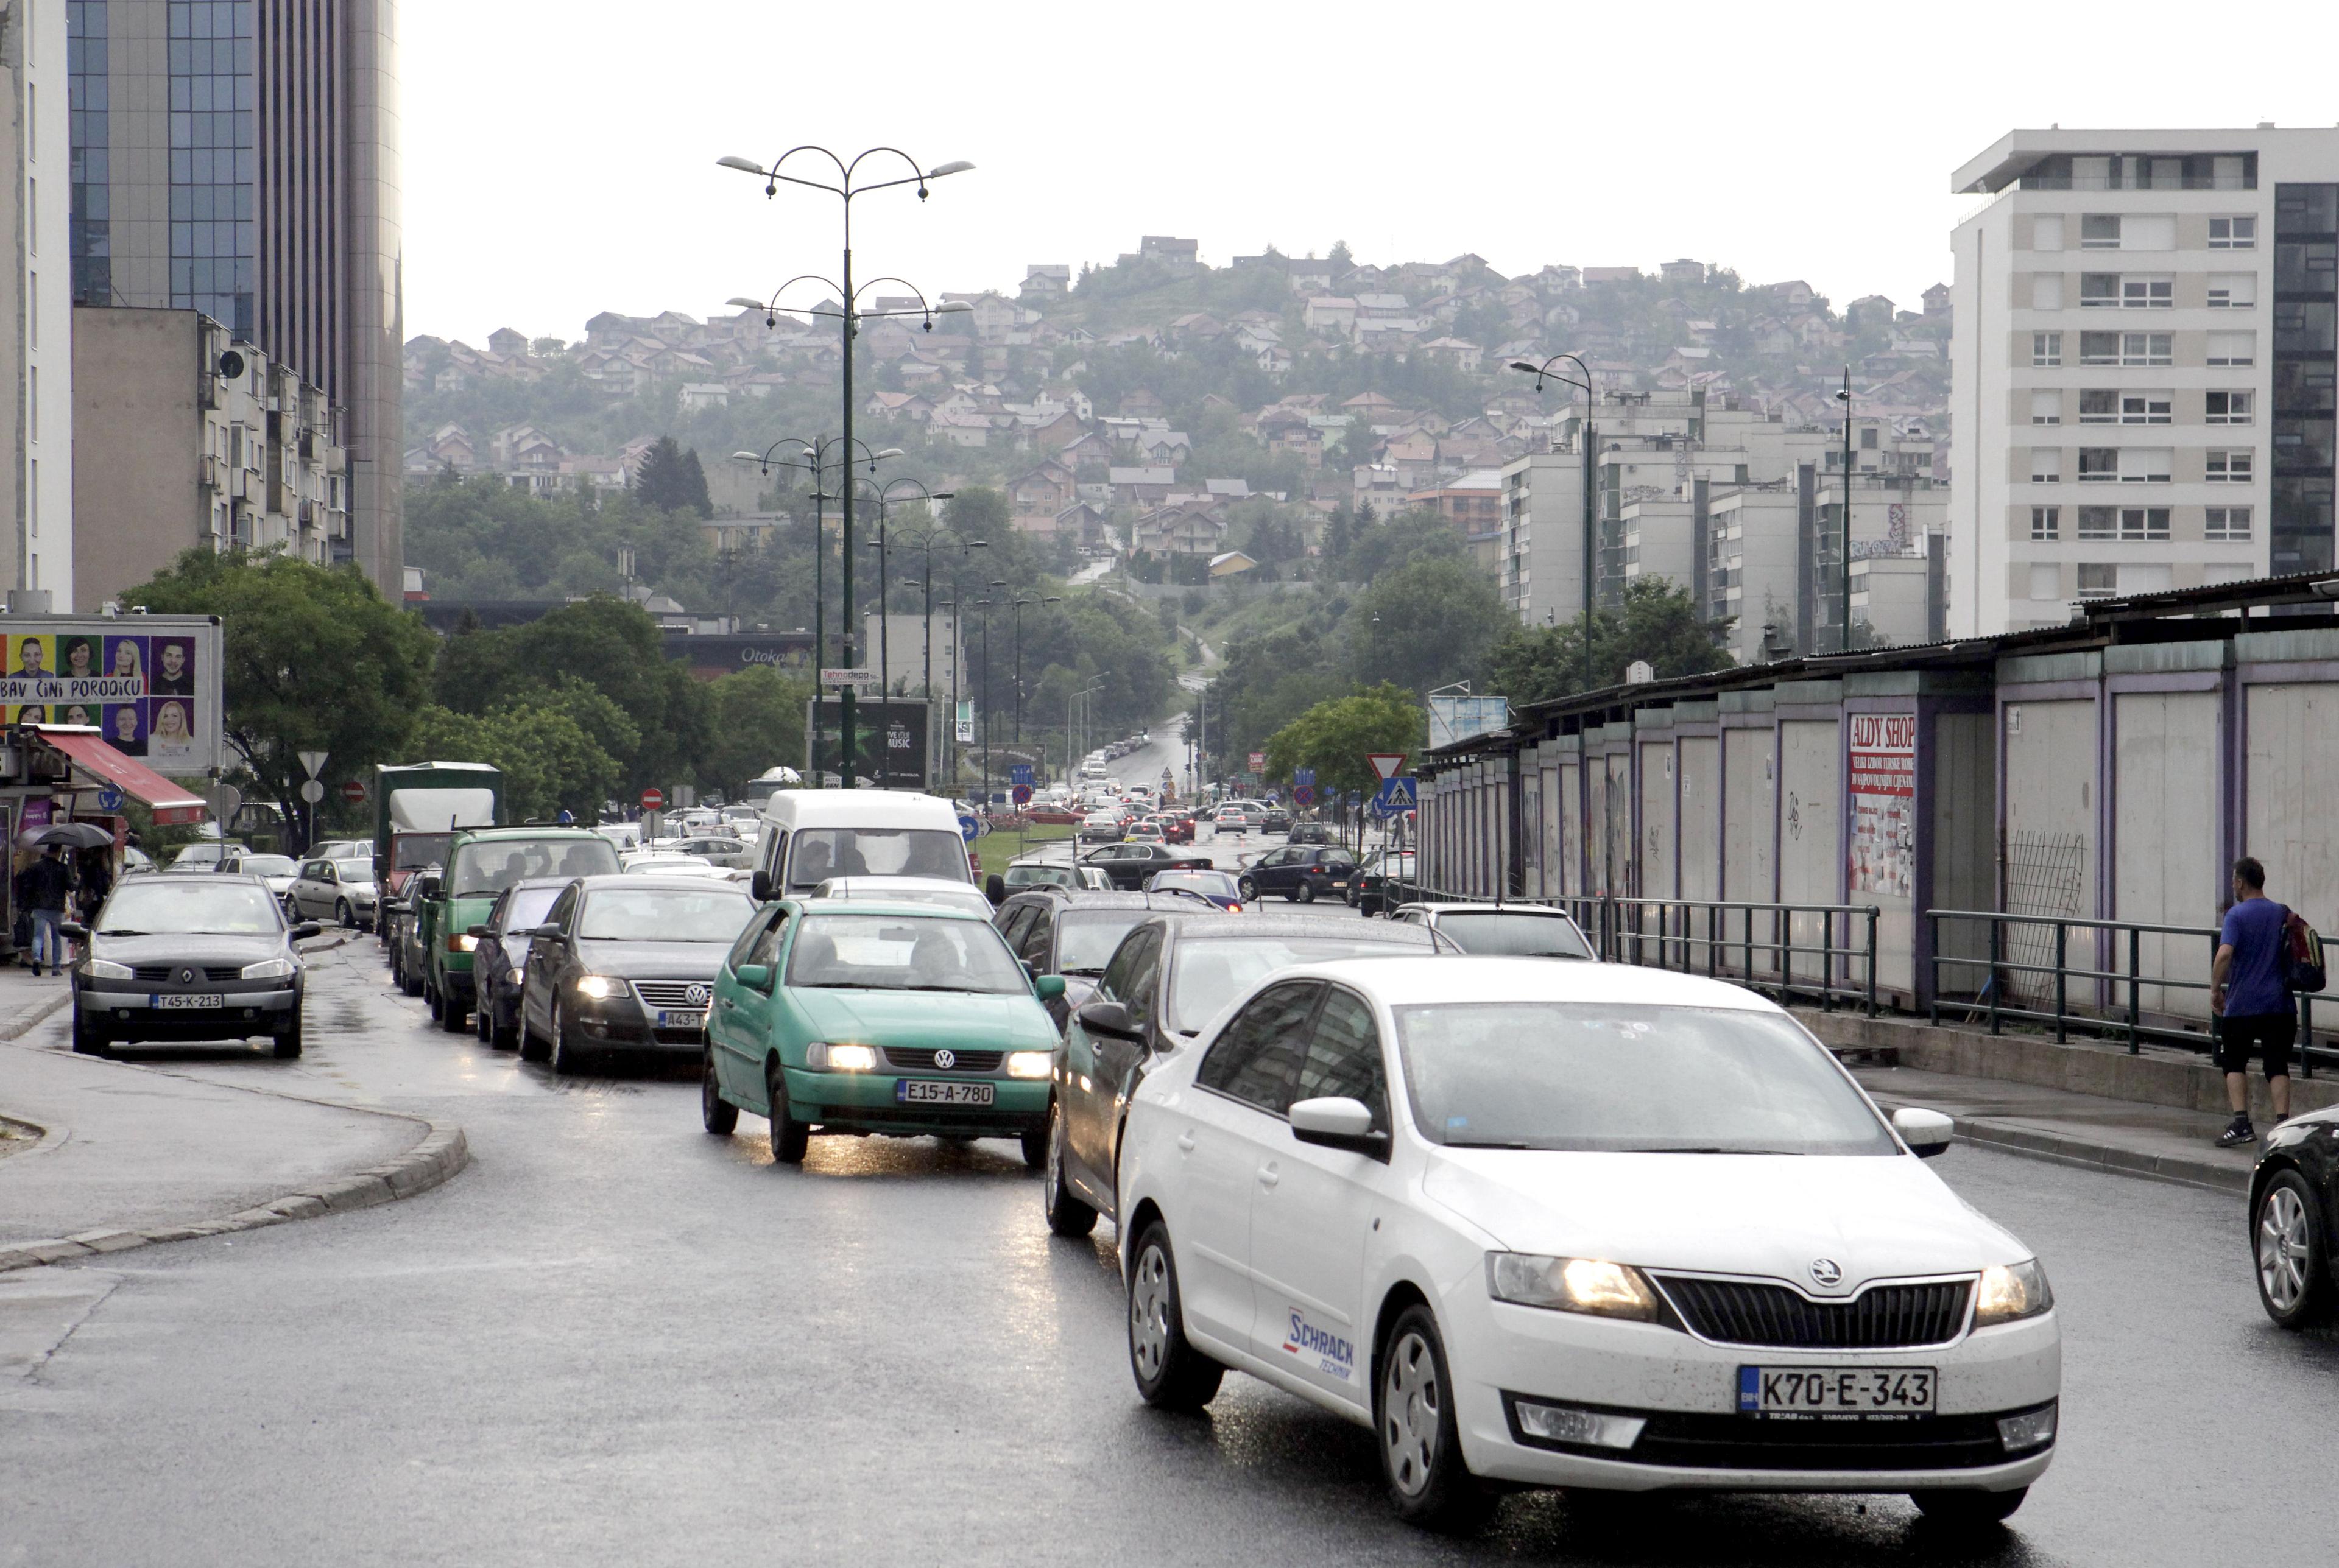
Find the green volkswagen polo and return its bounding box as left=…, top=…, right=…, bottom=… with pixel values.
left=700, top=899, right=1066, bottom=1165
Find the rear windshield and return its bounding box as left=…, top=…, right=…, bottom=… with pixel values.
left=1054, top=910, right=1154, bottom=976
left=1167, top=935, right=1430, bottom=1035
left=1431, top=911, right=1593, bottom=960
left=331, top=859, right=376, bottom=884
left=449, top=836, right=621, bottom=897
left=236, top=855, right=298, bottom=877
left=394, top=833, right=451, bottom=871
left=578, top=886, right=756, bottom=943
left=786, top=828, right=968, bottom=890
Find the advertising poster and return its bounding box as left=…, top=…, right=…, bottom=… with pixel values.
left=0, top=616, right=222, bottom=776
left=808, top=698, right=930, bottom=790
left=1847, top=712, right=1916, bottom=898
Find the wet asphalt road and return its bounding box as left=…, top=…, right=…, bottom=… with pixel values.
left=5, top=939, right=2337, bottom=1567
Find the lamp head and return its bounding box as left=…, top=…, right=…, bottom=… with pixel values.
left=725, top=297, right=764, bottom=310
left=1508, top=360, right=1539, bottom=374
left=927, top=160, right=976, bottom=178
left=934, top=491, right=956, bottom=501
left=731, top=451, right=760, bottom=462
left=715, top=155, right=765, bottom=174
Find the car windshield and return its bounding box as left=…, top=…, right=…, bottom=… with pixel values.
left=172, top=844, right=225, bottom=867
left=1151, top=871, right=1238, bottom=899
left=1054, top=910, right=1155, bottom=975
left=99, top=879, right=283, bottom=936
left=238, top=855, right=299, bottom=877
left=1003, top=865, right=1074, bottom=888
left=785, top=913, right=1028, bottom=994
left=501, top=886, right=565, bottom=932
left=786, top=828, right=968, bottom=890
left=1431, top=912, right=1593, bottom=960
left=331, top=859, right=376, bottom=884
left=1394, top=1003, right=1897, bottom=1156
left=448, top=836, right=621, bottom=897
left=823, top=885, right=994, bottom=919
left=1168, top=935, right=1430, bottom=1035
left=394, top=833, right=452, bottom=871
left=578, top=886, right=756, bottom=943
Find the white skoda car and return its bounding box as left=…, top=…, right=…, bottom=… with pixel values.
left=1116, top=957, right=2059, bottom=1531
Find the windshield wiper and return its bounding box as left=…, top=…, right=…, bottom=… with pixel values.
left=1442, top=1139, right=1535, bottom=1149
left=897, top=983, right=1006, bottom=994
left=1060, top=966, right=1107, bottom=977
left=97, top=929, right=147, bottom=937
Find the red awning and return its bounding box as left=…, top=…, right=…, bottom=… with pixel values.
left=30, top=726, right=210, bottom=826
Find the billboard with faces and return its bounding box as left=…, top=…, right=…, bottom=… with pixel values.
left=0, top=616, right=224, bottom=775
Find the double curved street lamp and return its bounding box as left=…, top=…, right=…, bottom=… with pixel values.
left=716, top=145, right=974, bottom=788
left=856, top=479, right=957, bottom=751
left=1008, top=593, right=1062, bottom=747
left=1508, top=353, right=1600, bottom=696
left=887, top=521, right=989, bottom=782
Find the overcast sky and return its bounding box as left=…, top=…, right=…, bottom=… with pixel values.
left=406, top=1, right=2338, bottom=346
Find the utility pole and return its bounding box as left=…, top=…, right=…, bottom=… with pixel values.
left=1838, top=365, right=1854, bottom=652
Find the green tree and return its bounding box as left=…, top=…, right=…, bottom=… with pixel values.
left=1483, top=578, right=1734, bottom=705
left=947, top=485, right=1011, bottom=544
left=1262, top=683, right=1422, bottom=796
left=119, top=549, right=437, bottom=832
left=632, top=435, right=712, bottom=518
left=1346, top=554, right=1509, bottom=695
left=700, top=664, right=813, bottom=796
left=404, top=699, right=621, bottom=823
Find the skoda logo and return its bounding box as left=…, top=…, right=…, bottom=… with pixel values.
left=1808, top=1257, right=1844, bottom=1289
left=684, top=983, right=711, bottom=1007
left=934, top=1049, right=957, bottom=1069
left=179, top=968, right=196, bottom=985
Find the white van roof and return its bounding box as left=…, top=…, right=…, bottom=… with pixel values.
left=759, top=788, right=963, bottom=832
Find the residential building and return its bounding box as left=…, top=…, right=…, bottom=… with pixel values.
left=1948, top=127, right=2339, bottom=635
left=72, top=306, right=346, bottom=609
left=5, top=0, right=75, bottom=605
left=68, top=0, right=403, bottom=594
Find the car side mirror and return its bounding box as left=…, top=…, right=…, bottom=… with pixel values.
left=750, top=870, right=774, bottom=902
left=59, top=921, right=89, bottom=940
left=415, top=873, right=443, bottom=899
left=1077, top=1000, right=1138, bottom=1038
left=1035, top=975, right=1067, bottom=1001
left=986, top=873, right=1007, bottom=907
left=1289, top=1096, right=1389, bottom=1158
left=291, top=921, right=323, bottom=940
left=734, top=963, right=772, bottom=991
left=467, top=924, right=492, bottom=940
left=520, top=924, right=562, bottom=940
left=1892, top=1106, right=1954, bottom=1158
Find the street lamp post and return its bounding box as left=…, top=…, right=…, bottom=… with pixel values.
left=885, top=513, right=980, bottom=788
left=1835, top=366, right=1854, bottom=652
left=1010, top=593, right=1060, bottom=746
left=1510, top=354, right=1600, bottom=694
left=719, top=144, right=973, bottom=788
left=972, top=598, right=995, bottom=803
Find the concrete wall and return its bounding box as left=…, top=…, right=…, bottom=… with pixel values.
left=72, top=308, right=200, bottom=609
left=2114, top=685, right=2221, bottom=1016
left=1777, top=713, right=1842, bottom=985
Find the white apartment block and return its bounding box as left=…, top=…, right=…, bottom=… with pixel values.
left=4, top=1, right=75, bottom=606
left=1950, top=128, right=2339, bottom=636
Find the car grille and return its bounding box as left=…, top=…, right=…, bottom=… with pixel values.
left=1653, top=1275, right=1972, bottom=1349
left=632, top=980, right=714, bottom=1010
left=1504, top=1397, right=2030, bottom=1471
left=881, top=1047, right=1004, bottom=1073
left=132, top=965, right=245, bottom=983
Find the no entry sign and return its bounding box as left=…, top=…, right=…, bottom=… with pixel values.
left=339, top=779, right=367, bottom=805
left=640, top=787, right=666, bottom=811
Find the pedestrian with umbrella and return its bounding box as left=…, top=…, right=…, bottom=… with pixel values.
left=15, top=838, right=75, bottom=976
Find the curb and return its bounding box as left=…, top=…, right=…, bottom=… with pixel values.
left=0, top=992, right=71, bottom=1042
left=0, top=1119, right=469, bottom=1276
left=1863, top=1091, right=2249, bottom=1196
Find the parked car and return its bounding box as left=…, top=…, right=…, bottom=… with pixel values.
left=677, top=835, right=755, bottom=870
left=994, top=890, right=1227, bottom=1030
left=1144, top=868, right=1244, bottom=912
left=702, top=900, right=1065, bottom=1164
left=518, top=874, right=759, bottom=1073
left=1262, top=807, right=1293, bottom=834
left=288, top=856, right=379, bottom=930
left=1288, top=821, right=1335, bottom=846
left=65, top=874, right=320, bottom=1057
left=1113, top=957, right=2053, bottom=1529
left=1079, top=841, right=1215, bottom=891
left=1388, top=902, right=1596, bottom=959
left=998, top=860, right=1115, bottom=896
left=2249, top=1101, right=2339, bottom=1329
left=1038, top=913, right=1445, bottom=1239
left=468, top=877, right=571, bottom=1050
left=306, top=838, right=372, bottom=863
left=1238, top=844, right=1359, bottom=905
left=412, top=828, right=623, bottom=1033
left=1344, top=849, right=1416, bottom=916
left=219, top=851, right=302, bottom=907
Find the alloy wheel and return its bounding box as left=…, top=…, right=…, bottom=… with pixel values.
left=1129, top=1243, right=1173, bottom=1382
left=2259, top=1185, right=2312, bottom=1312
left=1382, top=1329, right=1441, bottom=1499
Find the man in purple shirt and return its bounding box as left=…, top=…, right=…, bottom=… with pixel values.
left=2212, top=856, right=2293, bottom=1147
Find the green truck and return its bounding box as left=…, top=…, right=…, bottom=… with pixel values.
left=408, top=826, right=624, bottom=1033
left=376, top=762, right=503, bottom=1002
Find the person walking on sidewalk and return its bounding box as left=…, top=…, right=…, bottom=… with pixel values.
left=2212, top=856, right=2294, bottom=1147
left=17, top=845, right=73, bottom=979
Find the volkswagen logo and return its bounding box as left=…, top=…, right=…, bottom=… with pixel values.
left=684, top=983, right=711, bottom=1008
left=934, top=1049, right=958, bottom=1070
left=1808, top=1257, right=1844, bottom=1289
left=179, top=968, right=196, bottom=985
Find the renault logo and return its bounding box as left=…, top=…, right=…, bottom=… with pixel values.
left=1808, top=1258, right=1844, bottom=1288
left=179, top=968, right=196, bottom=985
left=934, top=1049, right=957, bottom=1069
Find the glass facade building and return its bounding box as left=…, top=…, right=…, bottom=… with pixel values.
left=2272, top=184, right=2338, bottom=575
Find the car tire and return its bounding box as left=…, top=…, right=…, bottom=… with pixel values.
left=518, top=1003, right=550, bottom=1063
left=764, top=1058, right=809, bottom=1164
left=549, top=999, right=583, bottom=1075
left=475, top=993, right=493, bottom=1043
left=71, top=1002, right=105, bottom=1055
left=1908, top=1487, right=2028, bottom=1527
left=1377, top=1304, right=1495, bottom=1531
left=401, top=952, right=423, bottom=998
left=336, top=899, right=354, bottom=929
left=425, top=976, right=443, bottom=1022
left=1296, top=880, right=1316, bottom=904
left=441, top=983, right=468, bottom=1034
left=1126, top=1220, right=1223, bottom=1410
left=273, top=1013, right=303, bottom=1059
left=2254, top=1170, right=2336, bottom=1329
left=701, top=1049, right=739, bottom=1135
left=1042, top=1102, right=1098, bottom=1236
left=1238, top=876, right=1258, bottom=902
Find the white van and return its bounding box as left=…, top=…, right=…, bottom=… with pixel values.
left=753, top=789, right=971, bottom=901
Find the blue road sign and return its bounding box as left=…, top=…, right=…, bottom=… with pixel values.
left=1371, top=776, right=1417, bottom=816
left=96, top=785, right=124, bottom=812
left=1292, top=785, right=1315, bottom=807
left=1009, top=764, right=1034, bottom=788
left=957, top=812, right=979, bottom=842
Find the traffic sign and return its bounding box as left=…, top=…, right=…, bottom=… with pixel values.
left=1011, top=783, right=1032, bottom=806
left=820, top=667, right=876, bottom=687
left=96, top=784, right=124, bottom=812
left=340, top=779, right=368, bottom=805
left=1367, top=753, right=1406, bottom=782
left=640, top=787, right=666, bottom=811
left=299, top=779, right=326, bottom=805
left=1371, top=776, right=1417, bottom=815
left=1293, top=784, right=1315, bottom=807
left=297, top=750, right=329, bottom=779
left=1009, top=764, right=1034, bottom=787
left=1247, top=751, right=1265, bottom=773
left=957, top=812, right=979, bottom=842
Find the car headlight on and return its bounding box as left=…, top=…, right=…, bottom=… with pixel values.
left=1004, top=1050, right=1052, bottom=1079
left=1486, top=1253, right=1665, bottom=1323
left=1973, top=1258, right=2054, bottom=1327
left=86, top=958, right=135, bottom=980
left=446, top=933, right=478, bottom=953
left=573, top=974, right=623, bottom=1000
left=805, top=1041, right=877, bottom=1072
left=241, top=957, right=297, bottom=980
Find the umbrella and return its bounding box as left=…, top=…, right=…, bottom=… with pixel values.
left=770, top=766, right=802, bottom=784
left=30, top=821, right=115, bottom=849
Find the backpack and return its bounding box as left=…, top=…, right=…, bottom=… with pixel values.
left=2281, top=905, right=2327, bottom=994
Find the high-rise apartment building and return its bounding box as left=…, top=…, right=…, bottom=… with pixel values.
left=4, top=0, right=78, bottom=607
left=66, top=0, right=400, bottom=600
left=1948, top=128, right=2339, bottom=636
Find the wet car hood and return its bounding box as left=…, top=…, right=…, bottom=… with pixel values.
left=574, top=938, right=733, bottom=979
left=1419, top=1148, right=2027, bottom=1292
left=91, top=932, right=294, bottom=968
left=788, top=986, right=1057, bottom=1052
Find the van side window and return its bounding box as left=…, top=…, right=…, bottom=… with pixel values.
left=762, top=829, right=787, bottom=887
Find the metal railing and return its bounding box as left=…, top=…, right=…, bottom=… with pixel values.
left=1926, top=908, right=2334, bottom=1076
